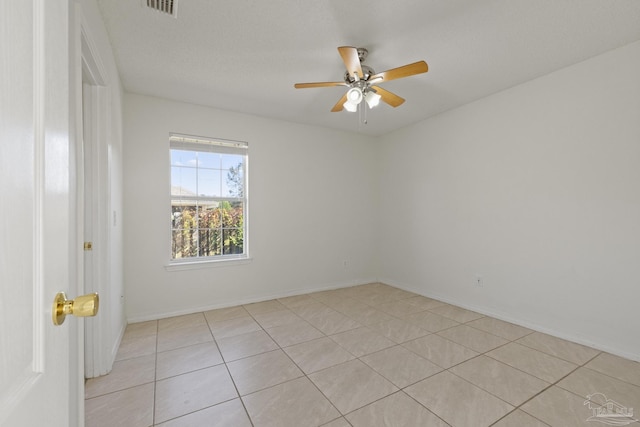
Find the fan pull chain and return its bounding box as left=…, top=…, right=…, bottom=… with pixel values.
left=359, top=101, right=368, bottom=126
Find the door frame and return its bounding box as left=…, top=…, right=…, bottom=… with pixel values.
left=76, top=8, right=113, bottom=379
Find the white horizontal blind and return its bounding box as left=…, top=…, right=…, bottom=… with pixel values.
left=169, top=134, right=248, bottom=155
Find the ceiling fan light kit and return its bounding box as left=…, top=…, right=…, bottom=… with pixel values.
left=343, top=86, right=382, bottom=112
left=294, top=46, right=429, bottom=116
left=344, top=100, right=358, bottom=112
left=365, top=90, right=381, bottom=108
left=346, top=87, right=363, bottom=104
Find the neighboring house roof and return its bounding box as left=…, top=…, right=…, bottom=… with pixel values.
left=171, top=186, right=197, bottom=197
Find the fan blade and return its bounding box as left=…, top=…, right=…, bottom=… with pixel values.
left=338, top=46, right=363, bottom=80
left=294, top=82, right=348, bottom=89
left=371, top=86, right=405, bottom=107
left=369, top=61, right=428, bottom=83
left=331, top=93, right=348, bottom=112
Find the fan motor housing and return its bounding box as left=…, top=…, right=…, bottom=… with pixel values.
left=344, top=65, right=375, bottom=85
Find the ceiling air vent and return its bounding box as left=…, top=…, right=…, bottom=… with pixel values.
left=143, top=0, right=178, bottom=18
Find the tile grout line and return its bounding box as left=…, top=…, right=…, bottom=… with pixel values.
left=276, top=294, right=357, bottom=423
left=489, top=348, right=605, bottom=426
left=206, top=311, right=256, bottom=427
left=152, top=319, right=159, bottom=426
left=243, top=294, right=357, bottom=425
left=296, top=291, right=449, bottom=423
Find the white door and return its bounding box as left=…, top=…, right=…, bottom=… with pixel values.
left=0, top=1, right=81, bottom=426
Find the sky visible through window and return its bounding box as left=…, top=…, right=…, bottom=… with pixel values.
left=170, top=149, right=243, bottom=197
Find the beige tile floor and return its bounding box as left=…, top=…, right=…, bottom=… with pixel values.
left=85, top=283, right=640, bottom=427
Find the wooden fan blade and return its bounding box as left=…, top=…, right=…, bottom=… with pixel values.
left=338, top=46, right=363, bottom=80
left=370, top=61, right=428, bottom=83
left=331, top=93, right=348, bottom=112
left=371, top=86, right=405, bottom=107
left=294, top=82, right=348, bottom=89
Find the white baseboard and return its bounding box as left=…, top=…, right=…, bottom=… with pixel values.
left=379, top=277, right=640, bottom=362
left=126, top=275, right=639, bottom=362
left=110, top=320, right=127, bottom=364
left=126, top=277, right=379, bottom=324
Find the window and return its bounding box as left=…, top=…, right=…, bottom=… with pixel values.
left=169, top=134, right=248, bottom=262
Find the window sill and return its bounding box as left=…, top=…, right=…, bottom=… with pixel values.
left=165, top=256, right=252, bottom=272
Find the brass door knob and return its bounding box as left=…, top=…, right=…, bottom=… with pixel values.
left=52, top=292, right=99, bottom=326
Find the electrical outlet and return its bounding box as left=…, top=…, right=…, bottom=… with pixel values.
left=475, top=275, right=483, bottom=287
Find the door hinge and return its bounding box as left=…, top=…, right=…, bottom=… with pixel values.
left=84, top=242, right=93, bottom=251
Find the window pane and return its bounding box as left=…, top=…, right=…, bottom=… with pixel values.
left=172, top=229, right=197, bottom=259
left=197, top=152, right=221, bottom=169
left=198, top=202, right=221, bottom=229
left=223, top=228, right=243, bottom=255
left=220, top=201, right=243, bottom=228
left=222, top=165, right=244, bottom=197
left=171, top=166, right=197, bottom=196
left=171, top=202, right=197, bottom=229
left=198, top=228, right=221, bottom=257
left=197, top=168, right=221, bottom=197
left=171, top=149, right=197, bottom=167
left=221, top=154, right=243, bottom=169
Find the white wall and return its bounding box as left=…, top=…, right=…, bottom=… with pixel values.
left=123, top=94, right=378, bottom=321
left=378, top=41, right=640, bottom=360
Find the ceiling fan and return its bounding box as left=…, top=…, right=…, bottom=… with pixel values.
left=294, top=46, right=429, bottom=113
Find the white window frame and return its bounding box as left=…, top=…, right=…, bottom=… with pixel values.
left=167, top=133, right=249, bottom=267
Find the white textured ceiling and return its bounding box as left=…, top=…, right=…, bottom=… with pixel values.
left=97, top=0, right=640, bottom=136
